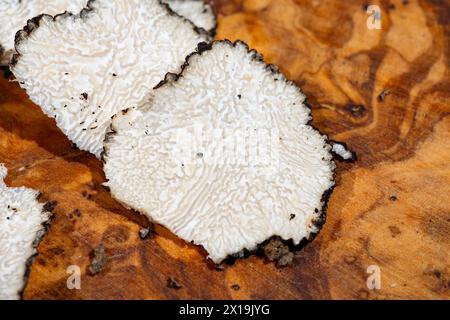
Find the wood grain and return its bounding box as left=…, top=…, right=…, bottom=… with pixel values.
left=0, top=0, right=448, bottom=299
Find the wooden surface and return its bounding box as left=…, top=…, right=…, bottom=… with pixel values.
left=0, top=0, right=449, bottom=299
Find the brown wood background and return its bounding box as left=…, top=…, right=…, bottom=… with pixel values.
left=0, top=0, right=449, bottom=299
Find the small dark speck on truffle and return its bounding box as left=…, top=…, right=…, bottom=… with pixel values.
left=81, top=93, right=88, bottom=100
left=112, top=73, right=117, bottom=77
left=289, top=214, right=296, bottom=221
left=167, top=277, right=182, bottom=289
left=237, top=94, right=242, bottom=99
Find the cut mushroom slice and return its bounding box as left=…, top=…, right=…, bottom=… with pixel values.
left=0, top=0, right=87, bottom=65
left=0, top=165, right=52, bottom=300
left=103, top=40, right=336, bottom=264
left=11, top=0, right=209, bottom=157
left=163, top=0, right=216, bottom=36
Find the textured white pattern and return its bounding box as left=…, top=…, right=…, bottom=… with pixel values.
left=104, top=41, right=335, bottom=263
left=164, top=0, right=216, bottom=33
left=11, top=0, right=209, bottom=157
left=0, top=0, right=87, bottom=65
left=0, top=165, right=51, bottom=300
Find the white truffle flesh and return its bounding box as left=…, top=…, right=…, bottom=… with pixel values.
left=163, top=0, right=216, bottom=35
left=0, top=165, right=51, bottom=300
left=103, top=41, right=336, bottom=264
left=11, top=0, right=209, bottom=157
left=0, top=0, right=87, bottom=65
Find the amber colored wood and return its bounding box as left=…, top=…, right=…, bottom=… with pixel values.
left=0, top=0, right=448, bottom=299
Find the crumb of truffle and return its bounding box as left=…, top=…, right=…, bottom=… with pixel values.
left=167, top=277, right=182, bottom=289
left=345, top=103, right=367, bottom=118
left=88, top=245, right=107, bottom=275
left=389, top=195, right=398, bottom=201
left=277, top=252, right=294, bottom=267
left=378, top=89, right=392, bottom=102
left=231, top=284, right=240, bottom=291
left=139, top=227, right=152, bottom=240
left=263, top=238, right=294, bottom=267
left=43, top=200, right=58, bottom=213
left=215, top=264, right=225, bottom=271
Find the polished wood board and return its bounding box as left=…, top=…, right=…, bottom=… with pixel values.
left=0, top=0, right=448, bottom=299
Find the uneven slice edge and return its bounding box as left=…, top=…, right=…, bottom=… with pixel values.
left=0, top=164, right=54, bottom=300
left=10, top=0, right=210, bottom=157
left=163, top=0, right=217, bottom=37
left=0, top=0, right=87, bottom=66
left=103, top=39, right=336, bottom=264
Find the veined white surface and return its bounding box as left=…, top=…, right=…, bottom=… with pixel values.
left=0, top=0, right=87, bottom=65
left=164, top=0, right=216, bottom=34
left=12, top=0, right=209, bottom=157
left=104, top=41, right=335, bottom=263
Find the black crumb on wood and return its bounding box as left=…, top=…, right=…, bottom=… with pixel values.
left=389, top=195, right=398, bottom=201
left=378, top=89, right=392, bottom=102
left=139, top=227, right=153, bottom=240
left=167, top=277, right=182, bottom=289
left=215, top=264, right=225, bottom=271
left=263, top=238, right=294, bottom=267
left=43, top=200, right=58, bottom=212
left=231, top=284, right=240, bottom=291
left=345, top=103, right=367, bottom=118
left=88, top=245, right=107, bottom=275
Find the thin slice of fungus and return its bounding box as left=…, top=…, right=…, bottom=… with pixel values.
left=11, top=0, right=209, bottom=157
left=163, top=0, right=216, bottom=36
left=0, top=0, right=87, bottom=65
left=0, top=164, right=52, bottom=300
left=103, top=40, right=336, bottom=264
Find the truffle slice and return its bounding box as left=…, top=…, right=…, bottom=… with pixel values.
left=0, top=0, right=87, bottom=65
left=163, top=0, right=216, bottom=36
left=103, top=40, right=335, bottom=264
left=11, top=0, right=209, bottom=157
left=0, top=165, right=52, bottom=300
